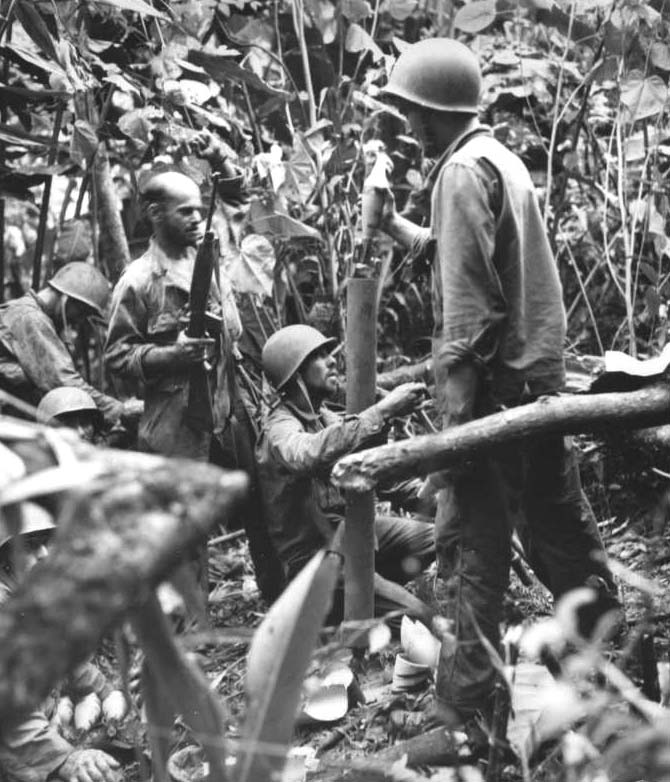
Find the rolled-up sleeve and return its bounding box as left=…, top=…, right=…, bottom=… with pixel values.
left=266, top=406, right=385, bottom=476
left=432, top=161, right=506, bottom=370
left=105, top=276, right=154, bottom=383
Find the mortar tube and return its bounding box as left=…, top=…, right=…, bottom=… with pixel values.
left=344, top=276, right=378, bottom=631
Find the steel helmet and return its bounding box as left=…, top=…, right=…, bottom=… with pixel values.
left=48, top=262, right=111, bottom=319
left=382, top=38, right=481, bottom=114
left=0, top=502, right=55, bottom=551
left=36, top=387, right=102, bottom=425
left=262, top=325, right=337, bottom=390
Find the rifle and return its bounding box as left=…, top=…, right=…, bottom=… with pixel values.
left=185, top=175, right=219, bottom=430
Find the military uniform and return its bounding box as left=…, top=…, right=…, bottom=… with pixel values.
left=105, top=240, right=242, bottom=459
left=424, top=127, right=618, bottom=717
left=0, top=580, right=113, bottom=782
left=256, top=398, right=434, bottom=617
left=0, top=292, right=122, bottom=425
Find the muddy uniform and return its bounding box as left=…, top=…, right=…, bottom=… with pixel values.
left=105, top=240, right=242, bottom=460
left=0, top=292, right=122, bottom=425
left=418, top=126, right=617, bottom=717
left=256, top=399, right=434, bottom=617
left=0, top=580, right=113, bottom=782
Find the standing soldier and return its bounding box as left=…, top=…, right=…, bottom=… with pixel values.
left=379, top=39, right=619, bottom=729
left=105, top=171, right=242, bottom=460
left=0, top=262, right=137, bottom=427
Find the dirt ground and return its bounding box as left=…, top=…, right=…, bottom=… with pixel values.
left=98, top=451, right=670, bottom=782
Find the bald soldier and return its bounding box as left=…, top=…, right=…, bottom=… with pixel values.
left=105, top=171, right=242, bottom=459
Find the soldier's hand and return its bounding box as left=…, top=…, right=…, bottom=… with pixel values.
left=120, top=398, right=143, bottom=424
left=377, top=382, right=427, bottom=420
left=379, top=188, right=398, bottom=231
left=182, top=129, right=231, bottom=167
left=58, top=749, right=121, bottom=782
left=176, top=332, right=216, bottom=365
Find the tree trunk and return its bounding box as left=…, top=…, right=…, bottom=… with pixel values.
left=93, top=153, right=130, bottom=285
left=0, top=429, right=247, bottom=727
left=332, top=385, right=670, bottom=492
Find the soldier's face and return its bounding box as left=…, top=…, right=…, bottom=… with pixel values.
left=159, top=188, right=205, bottom=248
left=300, top=347, right=338, bottom=397
left=407, top=106, right=437, bottom=156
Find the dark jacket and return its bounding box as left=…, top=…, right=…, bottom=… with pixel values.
left=256, top=400, right=386, bottom=576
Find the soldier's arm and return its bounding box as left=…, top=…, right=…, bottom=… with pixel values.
left=0, top=711, right=73, bottom=782
left=432, top=161, right=502, bottom=425
left=266, top=406, right=387, bottom=475
left=265, top=384, right=425, bottom=475
left=105, top=278, right=205, bottom=380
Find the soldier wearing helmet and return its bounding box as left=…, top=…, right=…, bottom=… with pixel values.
left=37, top=387, right=103, bottom=442
left=256, top=324, right=434, bottom=620
left=378, top=39, right=619, bottom=727
left=0, top=262, right=139, bottom=428
left=0, top=503, right=124, bottom=782
left=105, top=171, right=242, bottom=459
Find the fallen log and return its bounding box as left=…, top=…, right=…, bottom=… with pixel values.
left=311, top=727, right=469, bottom=781
left=0, top=421, right=248, bottom=726
left=332, top=385, right=670, bottom=492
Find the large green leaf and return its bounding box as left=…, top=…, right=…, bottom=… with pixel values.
left=188, top=50, right=290, bottom=97
left=0, top=124, right=52, bottom=148
left=303, top=0, right=338, bottom=44
left=0, top=44, right=67, bottom=78
left=620, top=72, right=668, bottom=121
left=247, top=198, right=321, bottom=240
left=454, top=0, right=496, bottom=32
left=383, top=0, right=418, bottom=21
left=651, top=42, right=670, bottom=72
left=226, top=234, right=276, bottom=298
left=91, top=0, right=168, bottom=19
left=345, top=23, right=383, bottom=61
left=14, top=0, right=59, bottom=62
left=342, top=0, right=372, bottom=21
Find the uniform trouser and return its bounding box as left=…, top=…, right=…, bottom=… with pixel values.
left=288, top=515, right=435, bottom=625
left=434, top=434, right=617, bottom=718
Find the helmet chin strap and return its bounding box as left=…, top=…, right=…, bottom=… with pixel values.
left=295, top=375, right=317, bottom=416
left=60, top=295, right=76, bottom=352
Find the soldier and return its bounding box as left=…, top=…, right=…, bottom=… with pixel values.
left=105, top=171, right=242, bottom=460
left=36, top=387, right=103, bottom=443
left=0, top=263, right=138, bottom=427
left=378, top=38, right=619, bottom=728
left=0, top=503, right=123, bottom=782
left=257, top=324, right=434, bottom=620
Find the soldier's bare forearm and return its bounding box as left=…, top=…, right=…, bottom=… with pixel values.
left=384, top=212, right=430, bottom=250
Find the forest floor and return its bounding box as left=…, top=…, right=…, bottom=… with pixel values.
left=96, top=458, right=670, bottom=782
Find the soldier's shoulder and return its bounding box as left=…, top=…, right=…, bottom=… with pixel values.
left=0, top=293, right=44, bottom=324
left=115, top=253, right=154, bottom=289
